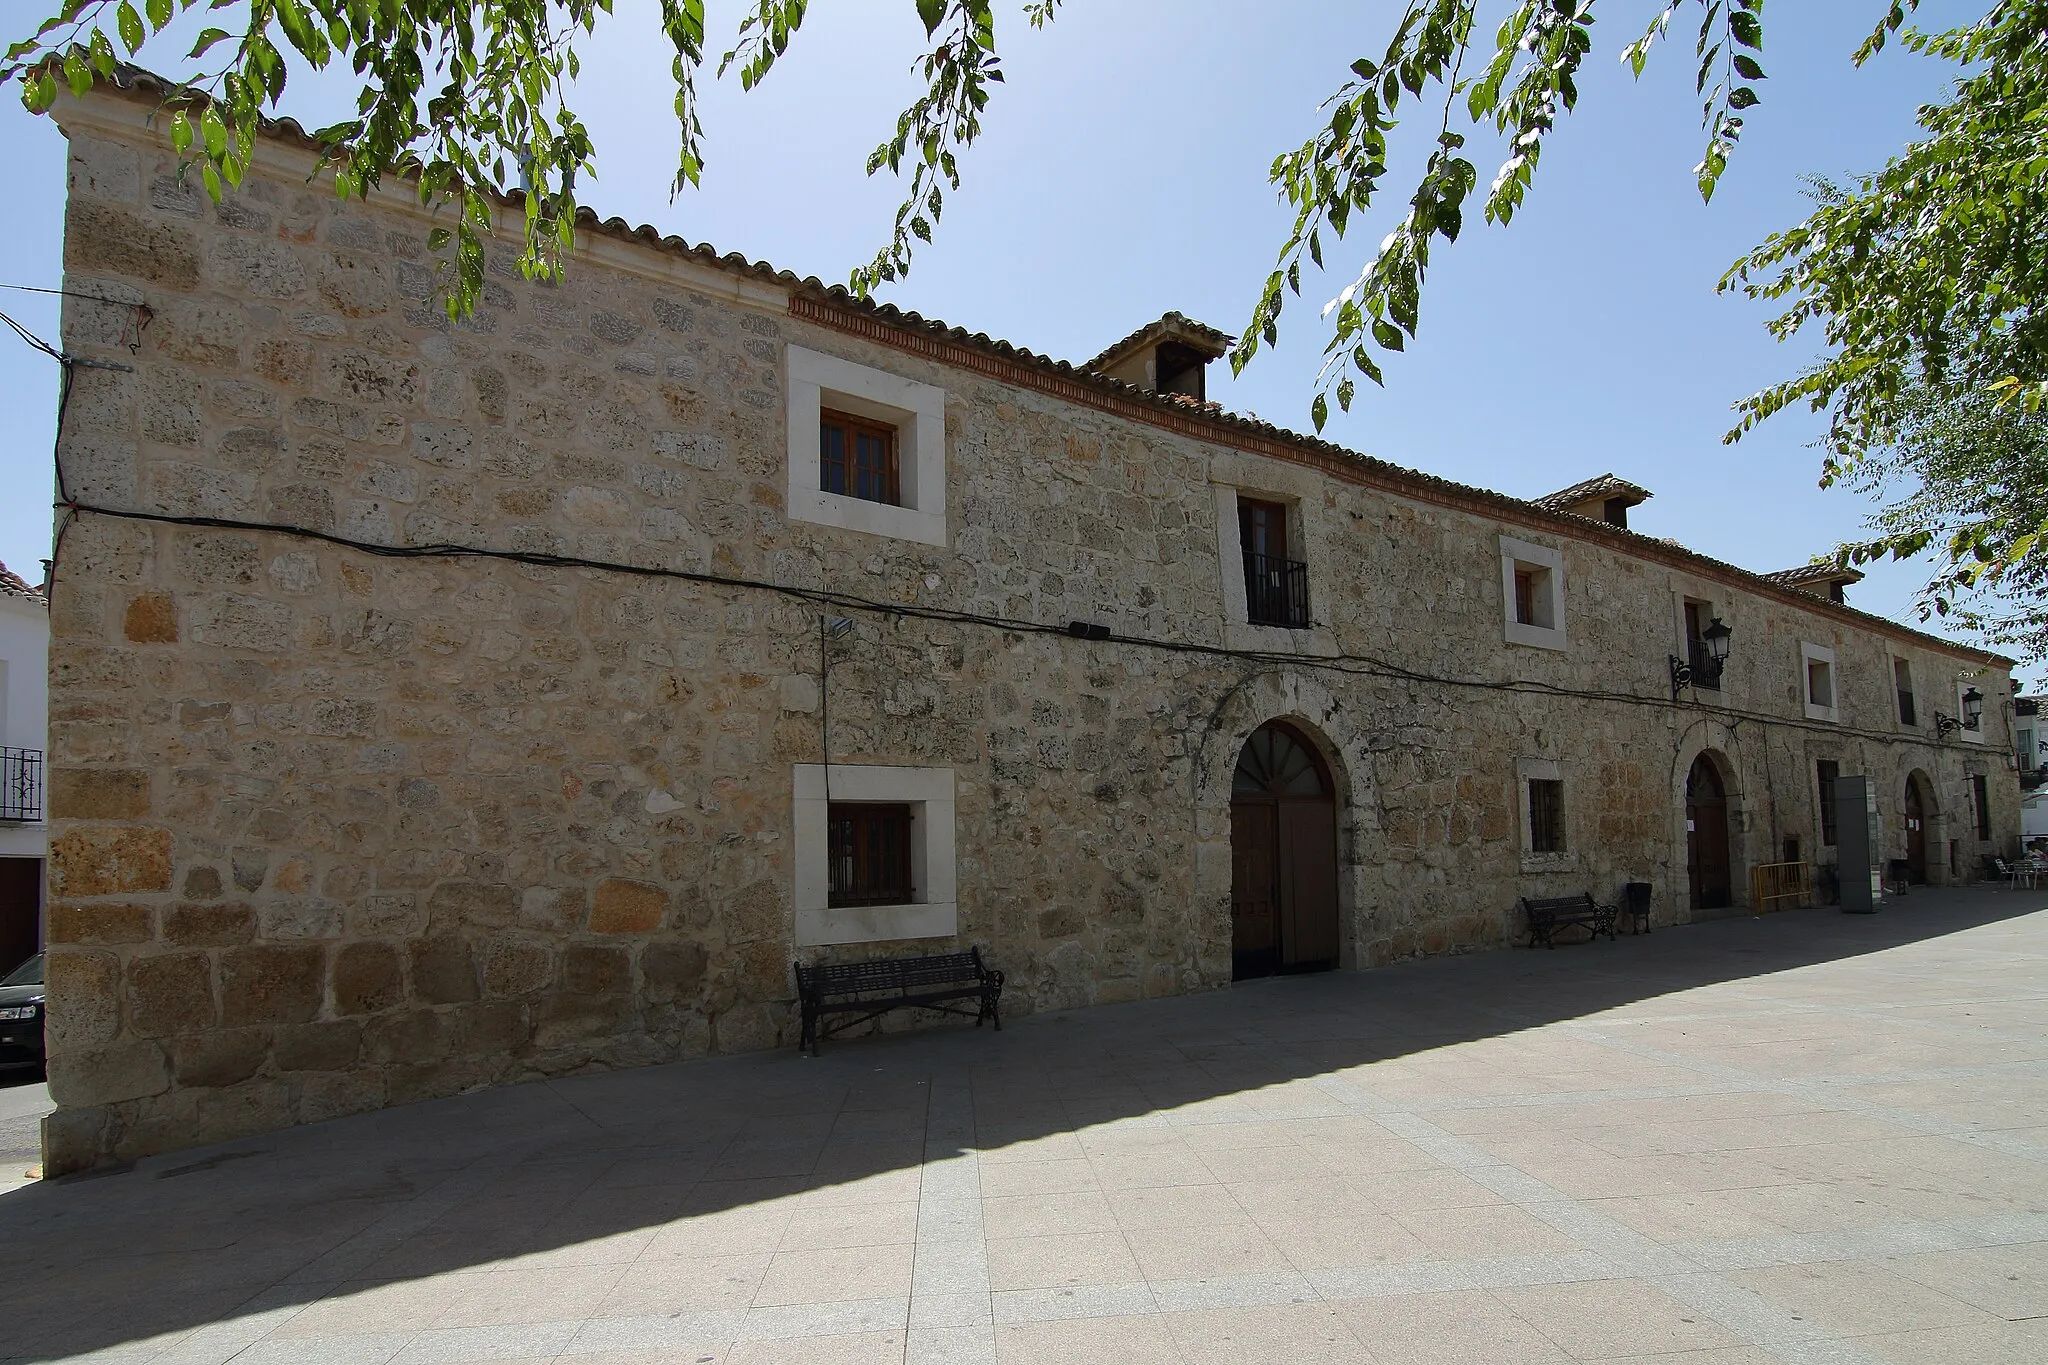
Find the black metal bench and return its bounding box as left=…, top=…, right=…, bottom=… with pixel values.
left=794, top=948, right=1004, bottom=1055
left=1521, top=893, right=1617, bottom=948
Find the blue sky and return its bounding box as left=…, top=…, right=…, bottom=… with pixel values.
left=0, top=1, right=1979, bottom=639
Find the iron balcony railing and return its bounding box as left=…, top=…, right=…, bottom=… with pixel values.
left=1243, top=552, right=1311, bottom=629
left=0, top=748, right=42, bottom=823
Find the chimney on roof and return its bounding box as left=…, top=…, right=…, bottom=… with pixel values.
left=1533, top=474, right=1653, bottom=529
left=1767, top=563, right=1865, bottom=605
left=1084, top=313, right=1233, bottom=402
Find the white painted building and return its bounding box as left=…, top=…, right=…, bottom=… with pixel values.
left=0, top=562, right=49, bottom=975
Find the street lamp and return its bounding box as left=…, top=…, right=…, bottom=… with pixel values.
left=1701, top=616, right=1733, bottom=665
left=1935, top=685, right=1985, bottom=739
left=1671, top=616, right=1733, bottom=699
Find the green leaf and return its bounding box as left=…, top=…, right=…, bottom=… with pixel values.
left=200, top=105, right=226, bottom=158
left=116, top=1, right=143, bottom=53
left=187, top=27, right=231, bottom=59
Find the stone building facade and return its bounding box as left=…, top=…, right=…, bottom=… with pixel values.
left=38, top=78, right=2020, bottom=1173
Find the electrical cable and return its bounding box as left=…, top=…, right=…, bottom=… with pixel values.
left=48, top=497, right=1978, bottom=750
left=1, top=308, right=2000, bottom=754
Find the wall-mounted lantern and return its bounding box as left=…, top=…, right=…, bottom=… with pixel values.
left=1670, top=616, right=1733, bottom=699
left=1935, top=685, right=1985, bottom=739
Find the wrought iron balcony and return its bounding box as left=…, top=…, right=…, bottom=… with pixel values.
left=1684, top=645, right=1724, bottom=691
left=1243, top=552, right=1310, bottom=629
left=0, top=748, right=42, bottom=823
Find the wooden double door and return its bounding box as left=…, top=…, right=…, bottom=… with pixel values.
left=1685, top=755, right=1732, bottom=911
left=1904, top=775, right=1930, bottom=883
left=1230, top=722, right=1339, bottom=980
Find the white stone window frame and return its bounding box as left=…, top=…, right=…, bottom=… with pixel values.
left=1956, top=678, right=1987, bottom=744
left=1801, top=641, right=1840, bottom=723
left=1209, top=459, right=1338, bottom=654
left=1516, top=757, right=1575, bottom=872
left=793, top=763, right=957, bottom=947
left=785, top=345, right=948, bottom=548
left=1215, top=485, right=1307, bottom=626
left=1889, top=651, right=1918, bottom=730
left=1500, top=535, right=1567, bottom=651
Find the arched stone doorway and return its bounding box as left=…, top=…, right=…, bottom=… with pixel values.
left=1686, top=753, right=1733, bottom=911
left=1904, top=770, right=1936, bottom=884
left=1230, top=720, right=1339, bottom=979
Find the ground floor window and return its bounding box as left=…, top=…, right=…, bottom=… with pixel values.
left=1527, top=778, right=1566, bottom=853
left=827, top=802, right=914, bottom=907
left=1973, top=774, right=1991, bottom=841
left=1817, top=760, right=1841, bottom=846
left=794, top=764, right=958, bottom=946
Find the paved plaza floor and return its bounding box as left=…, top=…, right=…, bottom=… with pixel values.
left=4, top=888, right=2048, bottom=1364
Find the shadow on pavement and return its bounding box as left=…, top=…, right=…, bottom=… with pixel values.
left=0, top=889, right=2040, bottom=1361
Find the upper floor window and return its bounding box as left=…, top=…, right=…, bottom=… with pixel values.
left=1894, top=658, right=1917, bottom=726
left=1238, top=497, right=1309, bottom=628
left=820, top=408, right=900, bottom=506
left=1499, top=535, right=1566, bottom=651
left=1683, top=599, right=1723, bottom=690
left=1801, top=641, right=1840, bottom=723
left=786, top=344, right=947, bottom=547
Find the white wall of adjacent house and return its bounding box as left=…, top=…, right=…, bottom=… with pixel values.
left=0, top=592, right=49, bottom=859
left=2025, top=792, right=2048, bottom=845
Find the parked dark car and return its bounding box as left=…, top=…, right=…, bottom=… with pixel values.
left=0, top=953, right=43, bottom=1072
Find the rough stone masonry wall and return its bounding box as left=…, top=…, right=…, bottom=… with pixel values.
left=39, top=87, right=2018, bottom=1173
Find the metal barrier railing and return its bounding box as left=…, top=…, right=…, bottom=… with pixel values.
left=1749, top=860, right=1809, bottom=914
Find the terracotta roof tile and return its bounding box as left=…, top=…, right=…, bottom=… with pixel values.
left=0, top=562, right=47, bottom=605
left=1534, top=473, right=1653, bottom=511
left=1765, top=564, right=1865, bottom=587
left=1082, top=312, right=1235, bottom=375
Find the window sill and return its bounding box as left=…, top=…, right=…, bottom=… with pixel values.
left=1505, top=621, right=1568, bottom=651
left=790, top=486, right=948, bottom=547
left=796, top=901, right=958, bottom=948
left=1804, top=704, right=1841, bottom=724
left=1223, top=619, right=1337, bottom=655
left=1519, top=851, right=1578, bottom=874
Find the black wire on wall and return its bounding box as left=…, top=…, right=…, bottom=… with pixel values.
left=3, top=301, right=2001, bottom=758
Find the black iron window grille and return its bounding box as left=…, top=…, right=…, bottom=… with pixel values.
left=1528, top=778, right=1566, bottom=854
left=1243, top=552, right=1310, bottom=629
left=0, top=748, right=43, bottom=823
left=827, top=802, right=914, bottom=907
